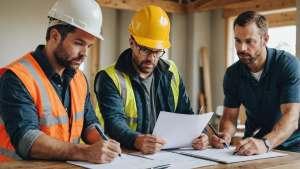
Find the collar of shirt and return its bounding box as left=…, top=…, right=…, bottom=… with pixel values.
left=33, top=45, right=76, bottom=79
left=114, top=48, right=170, bottom=82
left=239, top=46, right=275, bottom=76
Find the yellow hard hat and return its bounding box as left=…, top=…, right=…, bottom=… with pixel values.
left=128, top=5, right=170, bottom=49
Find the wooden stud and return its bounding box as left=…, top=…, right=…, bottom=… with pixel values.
left=89, top=37, right=100, bottom=108
left=199, top=92, right=206, bottom=114
left=201, top=47, right=213, bottom=113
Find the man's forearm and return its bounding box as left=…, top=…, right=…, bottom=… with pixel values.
left=264, top=111, right=299, bottom=148
left=29, top=134, right=88, bottom=161
left=219, top=115, right=237, bottom=138
left=85, top=128, right=104, bottom=144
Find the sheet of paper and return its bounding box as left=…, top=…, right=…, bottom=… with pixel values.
left=130, top=151, right=218, bottom=169
left=171, top=146, right=288, bottom=164
left=67, top=154, right=167, bottom=169
left=152, top=111, right=213, bottom=149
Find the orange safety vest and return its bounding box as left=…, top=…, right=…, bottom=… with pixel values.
left=0, top=52, right=87, bottom=162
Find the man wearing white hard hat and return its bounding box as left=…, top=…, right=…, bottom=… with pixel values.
left=0, top=0, right=121, bottom=163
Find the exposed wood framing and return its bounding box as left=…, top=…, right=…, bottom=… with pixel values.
left=223, top=0, right=296, bottom=18
left=95, top=0, right=296, bottom=15
left=95, top=0, right=187, bottom=14
left=265, top=11, right=296, bottom=28
left=187, top=0, right=253, bottom=14
left=89, top=38, right=100, bottom=108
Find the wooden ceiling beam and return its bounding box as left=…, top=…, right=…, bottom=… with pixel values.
left=187, top=0, right=253, bottom=13
left=223, top=0, right=296, bottom=18
left=95, top=0, right=296, bottom=16
left=95, top=0, right=187, bottom=14
left=265, top=11, right=296, bottom=28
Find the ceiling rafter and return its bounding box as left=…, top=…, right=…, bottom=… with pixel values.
left=95, top=0, right=296, bottom=17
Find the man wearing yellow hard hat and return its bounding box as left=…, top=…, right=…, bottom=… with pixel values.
left=94, top=5, right=208, bottom=154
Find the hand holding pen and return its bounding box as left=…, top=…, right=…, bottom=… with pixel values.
left=233, top=127, right=261, bottom=155
left=208, top=123, right=230, bottom=149
left=95, top=126, right=123, bottom=160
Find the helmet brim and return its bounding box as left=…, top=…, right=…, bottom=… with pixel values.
left=131, top=34, right=170, bottom=50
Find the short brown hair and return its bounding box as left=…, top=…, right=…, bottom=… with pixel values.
left=45, top=20, right=76, bottom=41
left=234, top=11, right=268, bottom=37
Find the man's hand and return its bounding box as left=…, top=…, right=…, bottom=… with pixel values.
left=234, top=138, right=268, bottom=156
left=211, top=132, right=231, bottom=148
left=86, top=140, right=121, bottom=164
left=133, top=134, right=167, bottom=154
left=192, top=133, right=209, bottom=150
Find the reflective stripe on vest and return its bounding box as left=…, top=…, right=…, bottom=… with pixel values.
left=0, top=146, right=21, bottom=160
left=0, top=53, right=86, bottom=162
left=0, top=117, right=3, bottom=125
left=0, top=117, right=22, bottom=161
left=95, top=59, right=180, bottom=131
left=71, top=137, right=80, bottom=143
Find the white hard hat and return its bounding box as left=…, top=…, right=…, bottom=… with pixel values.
left=48, top=0, right=104, bottom=40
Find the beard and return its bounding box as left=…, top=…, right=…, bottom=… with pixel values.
left=53, top=41, right=84, bottom=72
left=132, top=52, right=157, bottom=73
left=237, top=42, right=263, bottom=65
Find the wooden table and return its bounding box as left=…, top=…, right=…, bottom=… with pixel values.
left=0, top=148, right=299, bottom=169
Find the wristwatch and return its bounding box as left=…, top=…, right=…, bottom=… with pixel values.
left=261, top=138, right=272, bottom=152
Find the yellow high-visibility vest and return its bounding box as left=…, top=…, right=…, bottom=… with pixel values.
left=95, top=60, right=180, bottom=131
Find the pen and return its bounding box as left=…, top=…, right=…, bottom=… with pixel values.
left=95, top=126, right=123, bottom=160
left=233, top=127, right=261, bottom=155
left=150, top=164, right=170, bottom=169
left=198, top=106, right=203, bottom=115
left=208, top=123, right=229, bottom=149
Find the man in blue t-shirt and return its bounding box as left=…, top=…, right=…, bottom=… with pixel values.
left=211, top=11, right=300, bottom=155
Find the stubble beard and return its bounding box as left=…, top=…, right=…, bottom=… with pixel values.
left=238, top=41, right=263, bottom=65
left=132, top=52, right=156, bottom=74
left=53, top=41, right=84, bottom=72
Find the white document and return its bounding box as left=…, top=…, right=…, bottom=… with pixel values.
left=130, top=151, right=218, bottom=169
left=152, top=111, right=213, bottom=149
left=67, top=154, right=167, bottom=169
left=171, top=146, right=288, bottom=164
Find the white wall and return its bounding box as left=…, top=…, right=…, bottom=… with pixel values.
left=169, top=14, right=187, bottom=80
left=99, top=7, right=118, bottom=69
left=185, top=11, right=212, bottom=113
left=210, top=9, right=226, bottom=112
left=0, top=0, right=56, bottom=68
left=117, top=10, right=135, bottom=55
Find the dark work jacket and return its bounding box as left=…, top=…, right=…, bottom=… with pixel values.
left=94, top=48, right=207, bottom=149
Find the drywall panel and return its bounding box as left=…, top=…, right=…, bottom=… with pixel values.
left=99, top=7, right=118, bottom=69
left=186, top=11, right=211, bottom=113
left=117, top=10, right=136, bottom=55
left=0, top=0, right=56, bottom=68
left=210, top=9, right=226, bottom=112
left=169, top=13, right=187, bottom=80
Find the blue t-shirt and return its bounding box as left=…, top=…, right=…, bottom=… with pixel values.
left=223, top=46, right=300, bottom=147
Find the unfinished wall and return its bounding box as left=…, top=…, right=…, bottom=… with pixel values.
left=0, top=0, right=56, bottom=68
left=186, top=11, right=211, bottom=113
left=99, top=7, right=118, bottom=69
left=169, top=14, right=187, bottom=81
left=210, top=9, right=226, bottom=112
